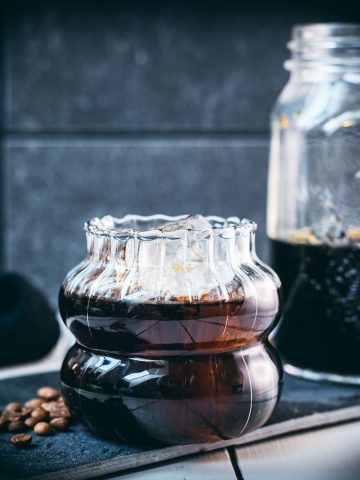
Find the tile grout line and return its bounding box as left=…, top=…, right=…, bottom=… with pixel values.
left=228, top=447, right=246, bottom=480
left=2, top=131, right=270, bottom=150
left=2, top=130, right=270, bottom=141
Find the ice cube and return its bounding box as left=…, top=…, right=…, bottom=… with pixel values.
left=159, top=214, right=213, bottom=233
left=127, top=214, right=237, bottom=302
left=313, top=214, right=348, bottom=246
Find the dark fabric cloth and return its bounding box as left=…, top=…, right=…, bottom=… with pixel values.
left=0, top=371, right=359, bottom=479
left=0, top=273, right=60, bottom=367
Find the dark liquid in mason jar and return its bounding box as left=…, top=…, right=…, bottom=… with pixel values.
left=58, top=287, right=279, bottom=357
left=270, top=238, right=360, bottom=375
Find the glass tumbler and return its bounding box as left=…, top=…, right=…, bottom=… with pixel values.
left=60, top=214, right=282, bottom=444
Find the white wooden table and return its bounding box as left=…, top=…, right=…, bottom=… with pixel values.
left=107, top=421, right=360, bottom=480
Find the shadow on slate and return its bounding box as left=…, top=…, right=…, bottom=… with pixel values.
left=0, top=371, right=359, bottom=479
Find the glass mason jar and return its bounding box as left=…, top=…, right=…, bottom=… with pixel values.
left=268, top=24, right=360, bottom=384
left=59, top=214, right=282, bottom=444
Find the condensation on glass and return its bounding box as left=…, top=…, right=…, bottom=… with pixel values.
left=268, top=24, right=360, bottom=384
left=59, top=214, right=282, bottom=445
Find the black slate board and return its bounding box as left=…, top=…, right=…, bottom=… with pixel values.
left=0, top=371, right=359, bottom=480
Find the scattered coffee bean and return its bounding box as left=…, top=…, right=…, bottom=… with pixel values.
left=50, top=408, right=71, bottom=419
left=2, top=411, right=22, bottom=422
left=1, top=386, right=74, bottom=446
left=8, top=420, right=26, bottom=432
left=42, top=400, right=70, bottom=416
left=50, top=401, right=70, bottom=414
left=41, top=402, right=55, bottom=412
left=25, top=417, right=38, bottom=428
left=34, top=422, right=52, bottom=436
left=25, top=398, right=43, bottom=410
left=11, top=433, right=32, bottom=448
left=37, top=387, right=60, bottom=401
left=20, top=407, right=32, bottom=419
left=50, top=417, right=69, bottom=431
left=4, top=402, right=23, bottom=412
left=31, top=407, right=48, bottom=422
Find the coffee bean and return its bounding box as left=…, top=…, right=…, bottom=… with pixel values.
left=11, top=433, right=32, bottom=448
left=49, top=407, right=71, bottom=419
left=31, top=408, right=48, bottom=422
left=25, top=398, right=43, bottom=410
left=37, top=387, right=60, bottom=401
left=20, top=407, right=32, bottom=419
left=50, top=417, right=69, bottom=431
left=25, top=417, right=38, bottom=428
left=8, top=420, right=26, bottom=432
left=34, top=422, right=52, bottom=436
left=2, top=411, right=22, bottom=422
left=4, top=402, right=23, bottom=412
left=41, top=402, right=55, bottom=412
left=42, top=401, right=70, bottom=416
left=3, top=407, right=30, bottom=421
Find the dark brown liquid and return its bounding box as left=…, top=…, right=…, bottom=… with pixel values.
left=59, top=281, right=281, bottom=443
left=59, top=286, right=279, bottom=357
left=61, top=343, right=282, bottom=445
left=271, top=239, right=360, bottom=375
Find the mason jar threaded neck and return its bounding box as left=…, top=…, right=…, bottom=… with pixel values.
left=285, top=23, right=360, bottom=72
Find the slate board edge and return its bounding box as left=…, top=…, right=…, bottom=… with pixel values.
left=27, top=405, right=360, bottom=480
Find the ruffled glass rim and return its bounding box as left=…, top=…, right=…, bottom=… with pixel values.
left=84, top=214, right=257, bottom=239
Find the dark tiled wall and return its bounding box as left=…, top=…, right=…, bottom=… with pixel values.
left=5, top=138, right=268, bottom=301
left=1, top=1, right=358, bottom=304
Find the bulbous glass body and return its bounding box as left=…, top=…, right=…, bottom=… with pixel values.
left=60, top=214, right=281, bottom=444
left=268, top=24, right=360, bottom=384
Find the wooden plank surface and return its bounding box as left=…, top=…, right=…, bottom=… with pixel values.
left=29, top=405, right=360, bottom=480
left=235, top=420, right=360, bottom=480
left=107, top=450, right=238, bottom=480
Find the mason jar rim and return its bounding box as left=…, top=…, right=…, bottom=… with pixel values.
left=291, top=23, right=360, bottom=45
left=286, top=23, right=360, bottom=72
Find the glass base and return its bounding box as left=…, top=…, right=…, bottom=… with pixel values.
left=284, top=363, right=360, bottom=386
